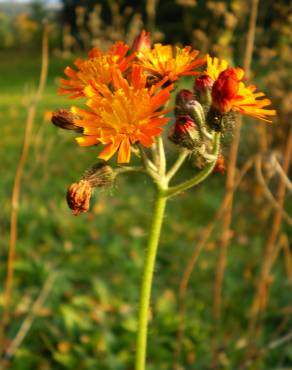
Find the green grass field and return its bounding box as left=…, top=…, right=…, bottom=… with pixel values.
left=0, top=50, right=291, bottom=370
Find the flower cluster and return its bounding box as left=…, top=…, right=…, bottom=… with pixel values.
left=58, top=41, right=134, bottom=99
left=53, top=31, right=276, bottom=167
left=53, top=32, right=208, bottom=164
left=168, top=54, right=276, bottom=171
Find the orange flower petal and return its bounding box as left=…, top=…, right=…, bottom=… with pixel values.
left=76, top=136, right=98, bottom=146
left=117, top=138, right=131, bottom=163
left=98, top=138, right=121, bottom=161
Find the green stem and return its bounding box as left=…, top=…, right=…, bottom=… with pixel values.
left=165, top=132, right=221, bottom=198
left=115, top=166, right=145, bottom=175
left=138, top=145, right=160, bottom=182
left=157, top=136, right=166, bottom=176
left=166, top=149, right=189, bottom=182
left=135, top=189, right=167, bottom=370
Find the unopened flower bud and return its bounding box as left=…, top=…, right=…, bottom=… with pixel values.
left=66, top=163, right=115, bottom=216
left=194, top=74, right=214, bottom=107
left=67, top=180, right=92, bottom=216
left=52, top=109, right=83, bottom=132
left=132, top=30, right=151, bottom=51
left=184, top=99, right=206, bottom=129
left=174, top=90, right=207, bottom=130
left=175, top=89, right=194, bottom=116
left=195, top=74, right=214, bottom=91
left=82, top=162, right=115, bottom=188
left=211, top=68, right=241, bottom=113
left=213, top=152, right=225, bottom=174
left=168, top=115, right=201, bottom=150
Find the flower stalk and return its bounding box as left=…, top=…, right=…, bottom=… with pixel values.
left=135, top=131, right=220, bottom=370
left=135, top=188, right=167, bottom=370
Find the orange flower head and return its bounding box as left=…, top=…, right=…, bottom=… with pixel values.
left=71, top=66, right=173, bottom=163
left=132, top=30, right=151, bottom=51
left=59, top=41, right=134, bottom=99
left=135, top=43, right=206, bottom=83
left=205, top=55, right=276, bottom=122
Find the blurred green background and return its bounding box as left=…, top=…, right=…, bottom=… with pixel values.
left=0, top=1, right=291, bottom=369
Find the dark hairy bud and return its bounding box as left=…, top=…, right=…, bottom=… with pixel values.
left=82, top=162, right=115, bottom=188
left=168, top=115, right=201, bottom=150
left=206, top=106, right=236, bottom=132
left=206, top=107, right=224, bottom=132
left=52, top=109, right=83, bottom=132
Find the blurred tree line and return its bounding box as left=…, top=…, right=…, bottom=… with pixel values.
left=58, top=0, right=292, bottom=133
left=0, top=0, right=290, bottom=63
left=0, top=0, right=291, bottom=132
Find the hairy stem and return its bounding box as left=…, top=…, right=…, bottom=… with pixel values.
left=157, top=136, right=166, bottom=176
left=135, top=189, right=167, bottom=370
left=115, top=166, right=145, bottom=175
left=138, top=145, right=160, bottom=183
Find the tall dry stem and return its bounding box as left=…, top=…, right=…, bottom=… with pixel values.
left=0, top=23, right=49, bottom=354
left=146, top=0, right=158, bottom=33
left=248, top=126, right=292, bottom=345
left=5, top=274, right=55, bottom=360
left=174, top=158, right=254, bottom=368
left=281, top=234, right=292, bottom=283
left=212, top=0, right=259, bottom=325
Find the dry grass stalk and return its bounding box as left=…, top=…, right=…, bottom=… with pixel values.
left=256, top=113, right=268, bottom=153
left=0, top=23, right=49, bottom=354
left=241, top=327, right=292, bottom=369
left=248, top=127, right=292, bottom=345
left=27, top=122, right=57, bottom=179
left=212, top=0, right=259, bottom=325
left=272, top=153, right=292, bottom=192
left=174, top=157, right=255, bottom=368
left=146, top=0, right=158, bottom=33
left=255, top=155, right=292, bottom=226
left=5, top=274, right=55, bottom=360
left=281, top=234, right=292, bottom=283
